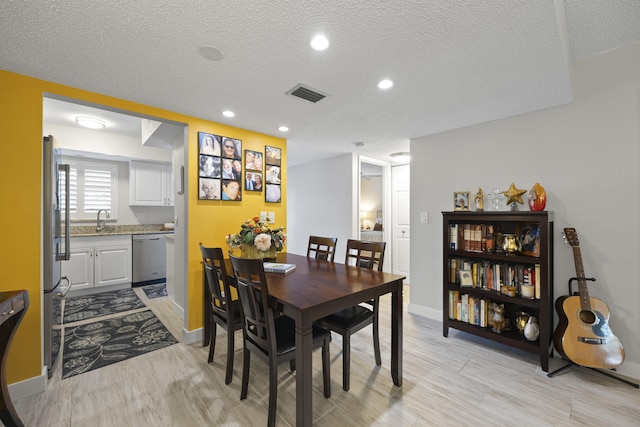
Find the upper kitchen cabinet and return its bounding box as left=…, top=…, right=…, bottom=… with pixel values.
left=129, top=160, right=174, bottom=206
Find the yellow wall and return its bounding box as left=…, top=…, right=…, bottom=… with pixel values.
left=0, top=70, right=286, bottom=384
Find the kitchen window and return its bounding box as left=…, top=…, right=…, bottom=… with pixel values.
left=62, top=157, right=119, bottom=220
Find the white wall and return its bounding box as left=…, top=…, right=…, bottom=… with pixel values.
left=409, top=43, right=640, bottom=379
left=288, top=154, right=356, bottom=261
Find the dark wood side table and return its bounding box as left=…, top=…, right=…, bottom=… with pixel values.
left=0, top=290, right=29, bottom=427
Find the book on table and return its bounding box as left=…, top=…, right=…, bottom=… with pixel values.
left=263, top=262, right=296, bottom=274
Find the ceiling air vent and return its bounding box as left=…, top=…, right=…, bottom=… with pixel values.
left=286, top=84, right=328, bottom=103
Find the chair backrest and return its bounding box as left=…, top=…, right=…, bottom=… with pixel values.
left=307, top=235, right=338, bottom=262
left=345, top=239, right=386, bottom=272
left=200, top=243, right=234, bottom=318
left=229, top=255, right=276, bottom=355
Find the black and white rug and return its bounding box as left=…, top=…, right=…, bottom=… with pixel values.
left=141, top=282, right=167, bottom=299
left=62, top=309, right=178, bottom=379
left=63, top=288, right=145, bottom=324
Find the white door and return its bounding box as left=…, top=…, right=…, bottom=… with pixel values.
left=392, top=165, right=410, bottom=283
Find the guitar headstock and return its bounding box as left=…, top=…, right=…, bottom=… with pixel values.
left=563, top=227, right=579, bottom=247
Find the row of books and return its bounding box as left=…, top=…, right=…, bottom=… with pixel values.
left=448, top=290, right=498, bottom=328
left=449, top=223, right=496, bottom=252
left=449, top=258, right=541, bottom=299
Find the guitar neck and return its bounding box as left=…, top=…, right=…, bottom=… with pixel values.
left=571, top=245, right=592, bottom=311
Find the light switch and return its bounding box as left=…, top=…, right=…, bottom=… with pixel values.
left=420, top=211, right=428, bottom=224
left=267, top=212, right=275, bottom=223
left=260, top=211, right=267, bottom=222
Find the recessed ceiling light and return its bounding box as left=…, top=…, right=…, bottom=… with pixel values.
left=198, top=45, right=224, bottom=61
left=378, top=79, right=394, bottom=89
left=310, top=34, right=329, bottom=51
left=278, top=126, right=289, bottom=132
left=390, top=152, right=410, bottom=162
left=222, top=110, right=235, bottom=118
left=75, top=116, right=106, bottom=129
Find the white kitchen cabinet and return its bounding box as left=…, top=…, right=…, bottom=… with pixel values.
left=62, top=236, right=132, bottom=291
left=129, top=160, right=173, bottom=206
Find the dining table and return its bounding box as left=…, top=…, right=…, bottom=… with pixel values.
left=202, top=252, right=405, bottom=427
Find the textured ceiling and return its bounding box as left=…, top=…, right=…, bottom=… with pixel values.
left=2, top=1, right=639, bottom=166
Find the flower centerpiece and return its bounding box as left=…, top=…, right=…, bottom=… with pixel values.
left=226, top=216, right=286, bottom=259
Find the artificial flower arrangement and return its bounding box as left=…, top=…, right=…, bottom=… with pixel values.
left=226, top=216, right=286, bottom=255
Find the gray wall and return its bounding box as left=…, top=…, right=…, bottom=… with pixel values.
left=409, top=43, right=640, bottom=379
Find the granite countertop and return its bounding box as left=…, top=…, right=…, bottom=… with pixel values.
left=70, top=224, right=175, bottom=237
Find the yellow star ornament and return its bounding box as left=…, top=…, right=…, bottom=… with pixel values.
left=502, top=183, right=527, bottom=206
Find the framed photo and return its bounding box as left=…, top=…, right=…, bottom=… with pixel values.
left=198, top=132, right=221, bottom=156
left=265, top=164, right=281, bottom=184
left=459, top=269, right=473, bottom=287
left=265, top=183, right=281, bottom=203
left=221, top=179, right=242, bottom=201
left=221, top=137, right=242, bottom=159
left=245, top=149, right=263, bottom=171
left=265, top=145, right=281, bottom=166
left=245, top=171, right=263, bottom=192
left=516, top=223, right=541, bottom=257
left=199, top=177, right=220, bottom=200
left=199, top=154, right=220, bottom=178
left=453, top=191, right=470, bottom=211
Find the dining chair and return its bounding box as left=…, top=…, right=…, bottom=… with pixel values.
left=229, top=255, right=331, bottom=427
left=316, top=239, right=386, bottom=391
left=199, top=243, right=243, bottom=384
left=306, top=235, right=338, bottom=262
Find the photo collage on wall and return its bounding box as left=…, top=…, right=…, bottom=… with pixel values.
left=264, top=145, right=282, bottom=203
left=198, top=132, right=242, bottom=201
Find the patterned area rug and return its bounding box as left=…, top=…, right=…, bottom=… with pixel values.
left=62, top=309, right=178, bottom=379
left=63, top=288, right=145, bottom=324
left=141, top=282, right=167, bottom=299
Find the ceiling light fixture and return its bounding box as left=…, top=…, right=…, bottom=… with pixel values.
left=378, top=79, right=394, bottom=89
left=222, top=110, right=235, bottom=118
left=75, top=116, right=106, bottom=129
left=354, top=141, right=366, bottom=148
left=198, top=45, right=224, bottom=61
left=278, top=126, right=289, bottom=132
left=310, top=34, right=329, bottom=51
left=390, top=152, right=410, bottom=163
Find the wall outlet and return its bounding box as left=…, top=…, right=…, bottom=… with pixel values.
left=136, top=213, right=146, bottom=221
left=260, top=211, right=267, bottom=222
left=267, top=212, right=275, bottom=223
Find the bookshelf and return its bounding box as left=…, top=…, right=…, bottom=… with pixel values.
left=442, top=211, right=554, bottom=372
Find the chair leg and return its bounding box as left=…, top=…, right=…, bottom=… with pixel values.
left=267, top=358, right=278, bottom=427
left=289, top=359, right=296, bottom=372
left=322, top=338, right=331, bottom=398
left=373, top=316, right=381, bottom=366
left=240, top=347, right=250, bottom=400
left=225, top=326, right=234, bottom=384
left=342, top=334, right=351, bottom=391
left=208, top=321, right=217, bottom=363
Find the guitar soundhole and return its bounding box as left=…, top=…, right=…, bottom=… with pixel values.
left=579, top=310, right=596, bottom=325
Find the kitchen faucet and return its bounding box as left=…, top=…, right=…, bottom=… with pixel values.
left=96, top=209, right=110, bottom=231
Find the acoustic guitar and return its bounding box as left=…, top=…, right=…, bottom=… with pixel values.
left=553, top=228, right=624, bottom=369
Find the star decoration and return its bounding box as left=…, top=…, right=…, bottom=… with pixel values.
left=502, top=183, right=527, bottom=205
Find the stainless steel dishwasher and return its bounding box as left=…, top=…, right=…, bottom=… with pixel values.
left=132, top=234, right=167, bottom=285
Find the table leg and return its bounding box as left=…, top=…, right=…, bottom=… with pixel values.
left=1, top=310, right=27, bottom=427
left=391, top=281, right=403, bottom=386
left=295, top=318, right=314, bottom=427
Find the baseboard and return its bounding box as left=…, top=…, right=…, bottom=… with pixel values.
left=182, top=326, right=203, bottom=345
left=9, top=365, right=47, bottom=400
left=172, top=299, right=184, bottom=319
left=408, top=303, right=441, bottom=321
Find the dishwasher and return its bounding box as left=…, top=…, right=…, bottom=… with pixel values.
left=132, top=234, right=167, bottom=286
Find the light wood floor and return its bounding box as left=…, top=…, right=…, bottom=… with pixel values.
left=15, top=286, right=640, bottom=426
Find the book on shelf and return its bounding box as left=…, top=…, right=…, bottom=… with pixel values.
left=263, top=262, right=296, bottom=274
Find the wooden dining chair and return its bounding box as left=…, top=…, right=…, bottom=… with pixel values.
left=306, top=235, right=338, bottom=262
left=316, top=239, right=386, bottom=391
left=199, top=243, right=243, bottom=384
left=229, top=255, right=331, bottom=427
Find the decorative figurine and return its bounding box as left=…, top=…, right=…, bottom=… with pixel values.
left=501, top=182, right=527, bottom=211
left=528, top=182, right=547, bottom=211
left=474, top=187, right=484, bottom=211
left=524, top=316, right=540, bottom=341
left=487, top=188, right=505, bottom=211
left=492, top=303, right=506, bottom=334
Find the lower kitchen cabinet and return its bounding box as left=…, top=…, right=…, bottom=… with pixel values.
left=62, top=235, right=132, bottom=291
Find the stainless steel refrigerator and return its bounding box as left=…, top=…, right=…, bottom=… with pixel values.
left=43, top=135, right=72, bottom=378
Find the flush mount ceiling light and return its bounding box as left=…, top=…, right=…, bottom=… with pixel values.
left=278, top=126, right=289, bottom=132
left=310, top=34, right=329, bottom=51
left=75, top=116, right=106, bottom=129
left=198, top=45, right=224, bottom=61
left=378, top=79, right=394, bottom=89
left=353, top=141, right=366, bottom=148
left=222, top=110, right=235, bottom=118
left=391, top=152, right=410, bottom=162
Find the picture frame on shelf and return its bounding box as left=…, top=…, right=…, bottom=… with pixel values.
left=516, top=223, right=541, bottom=256
left=453, top=191, right=470, bottom=211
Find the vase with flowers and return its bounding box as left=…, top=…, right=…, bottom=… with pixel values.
left=226, top=216, right=286, bottom=259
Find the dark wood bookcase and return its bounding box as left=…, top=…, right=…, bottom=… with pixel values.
left=442, top=211, right=554, bottom=372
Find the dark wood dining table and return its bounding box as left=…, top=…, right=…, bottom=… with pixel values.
left=202, top=252, right=405, bottom=426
